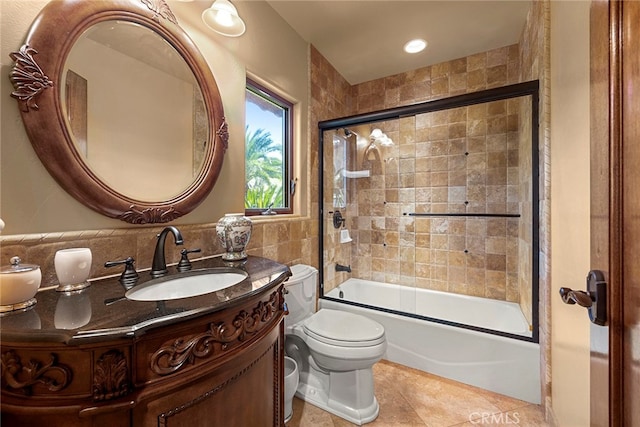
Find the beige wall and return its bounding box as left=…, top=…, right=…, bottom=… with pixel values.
left=550, top=1, right=591, bottom=425
left=0, top=0, right=309, bottom=235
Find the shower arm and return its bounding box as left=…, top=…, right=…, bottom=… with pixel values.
left=363, top=141, right=380, bottom=162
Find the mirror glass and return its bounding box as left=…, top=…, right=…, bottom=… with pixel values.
left=62, top=21, right=208, bottom=202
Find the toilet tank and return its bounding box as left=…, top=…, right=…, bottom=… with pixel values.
left=284, top=264, right=318, bottom=328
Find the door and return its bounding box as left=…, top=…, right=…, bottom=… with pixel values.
left=589, top=0, right=640, bottom=425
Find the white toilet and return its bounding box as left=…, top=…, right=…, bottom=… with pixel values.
left=283, top=264, right=386, bottom=425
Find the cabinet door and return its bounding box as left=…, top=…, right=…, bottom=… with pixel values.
left=134, top=324, right=282, bottom=427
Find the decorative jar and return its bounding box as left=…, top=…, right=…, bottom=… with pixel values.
left=0, top=256, right=41, bottom=313
left=216, top=213, right=253, bottom=261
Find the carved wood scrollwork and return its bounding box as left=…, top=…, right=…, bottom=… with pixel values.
left=140, top=0, right=178, bottom=25
left=217, top=117, right=229, bottom=152
left=0, top=350, right=71, bottom=395
left=9, top=45, right=53, bottom=112
left=93, top=350, right=130, bottom=401
left=118, top=205, right=183, bottom=224
left=151, top=292, right=279, bottom=376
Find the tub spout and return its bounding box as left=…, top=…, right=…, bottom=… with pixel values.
left=335, top=263, right=351, bottom=273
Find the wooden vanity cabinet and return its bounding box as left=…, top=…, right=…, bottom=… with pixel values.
left=1, top=284, right=286, bottom=427
left=133, top=323, right=282, bottom=426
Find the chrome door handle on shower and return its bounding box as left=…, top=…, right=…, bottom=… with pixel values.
left=558, top=270, right=607, bottom=326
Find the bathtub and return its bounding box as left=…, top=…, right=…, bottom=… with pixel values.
left=321, top=278, right=541, bottom=404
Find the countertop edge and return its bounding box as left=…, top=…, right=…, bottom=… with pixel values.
left=0, top=257, right=292, bottom=345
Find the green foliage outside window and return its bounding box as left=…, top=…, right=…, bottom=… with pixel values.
left=244, top=127, right=284, bottom=209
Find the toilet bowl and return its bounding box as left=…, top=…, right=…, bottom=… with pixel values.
left=284, top=356, right=299, bottom=422
left=283, top=264, right=387, bottom=425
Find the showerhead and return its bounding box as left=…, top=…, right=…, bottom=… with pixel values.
left=370, top=128, right=394, bottom=146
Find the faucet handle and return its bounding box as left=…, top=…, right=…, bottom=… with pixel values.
left=105, top=257, right=139, bottom=289
left=177, top=248, right=201, bottom=272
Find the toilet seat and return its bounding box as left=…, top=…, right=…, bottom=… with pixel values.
left=302, top=309, right=385, bottom=347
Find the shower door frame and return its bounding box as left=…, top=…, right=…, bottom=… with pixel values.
left=318, top=80, right=540, bottom=343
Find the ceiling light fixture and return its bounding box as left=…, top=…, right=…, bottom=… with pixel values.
left=202, top=0, right=246, bottom=37
left=403, top=39, right=427, bottom=54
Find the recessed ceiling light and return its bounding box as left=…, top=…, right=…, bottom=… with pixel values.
left=404, top=39, right=427, bottom=54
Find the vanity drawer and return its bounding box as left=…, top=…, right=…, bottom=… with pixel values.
left=133, top=288, right=284, bottom=386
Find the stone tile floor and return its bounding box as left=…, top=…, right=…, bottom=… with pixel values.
left=287, top=360, right=548, bottom=427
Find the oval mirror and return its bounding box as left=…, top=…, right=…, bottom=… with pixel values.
left=9, top=0, right=228, bottom=224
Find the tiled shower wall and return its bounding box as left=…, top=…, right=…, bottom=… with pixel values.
left=322, top=43, right=536, bottom=321
left=334, top=98, right=528, bottom=309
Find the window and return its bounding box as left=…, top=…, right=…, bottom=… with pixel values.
left=245, top=78, right=294, bottom=215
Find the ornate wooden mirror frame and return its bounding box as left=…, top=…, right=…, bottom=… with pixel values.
left=9, top=0, right=228, bottom=224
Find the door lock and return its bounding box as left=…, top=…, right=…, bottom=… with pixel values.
left=559, top=270, right=607, bottom=326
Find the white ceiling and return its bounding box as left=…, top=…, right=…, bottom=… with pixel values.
left=265, top=0, right=532, bottom=85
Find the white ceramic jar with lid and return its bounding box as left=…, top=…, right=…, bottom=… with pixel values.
left=0, top=256, right=41, bottom=313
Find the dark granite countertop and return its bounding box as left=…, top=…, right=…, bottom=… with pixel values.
left=0, top=256, right=291, bottom=345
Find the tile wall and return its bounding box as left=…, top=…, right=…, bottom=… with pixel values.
left=0, top=219, right=318, bottom=290
left=331, top=99, right=527, bottom=308
left=322, top=44, right=528, bottom=302
left=324, top=104, right=532, bottom=312
left=518, top=0, right=551, bottom=415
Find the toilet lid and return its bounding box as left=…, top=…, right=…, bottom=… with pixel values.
left=302, top=309, right=385, bottom=347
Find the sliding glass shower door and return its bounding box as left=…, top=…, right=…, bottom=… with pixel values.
left=319, top=82, right=539, bottom=341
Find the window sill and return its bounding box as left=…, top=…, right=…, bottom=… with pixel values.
left=247, top=213, right=308, bottom=224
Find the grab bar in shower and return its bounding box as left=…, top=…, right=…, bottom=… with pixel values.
left=403, top=213, right=521, bottom=218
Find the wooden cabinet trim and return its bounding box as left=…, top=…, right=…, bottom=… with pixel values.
left=150, top=290, right=281, bottom=377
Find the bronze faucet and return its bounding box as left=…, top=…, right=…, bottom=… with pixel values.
left=150, top=226, right=184, bottom=278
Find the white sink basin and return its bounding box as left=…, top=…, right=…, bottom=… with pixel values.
left=125, top=268, right=248, bottom=301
